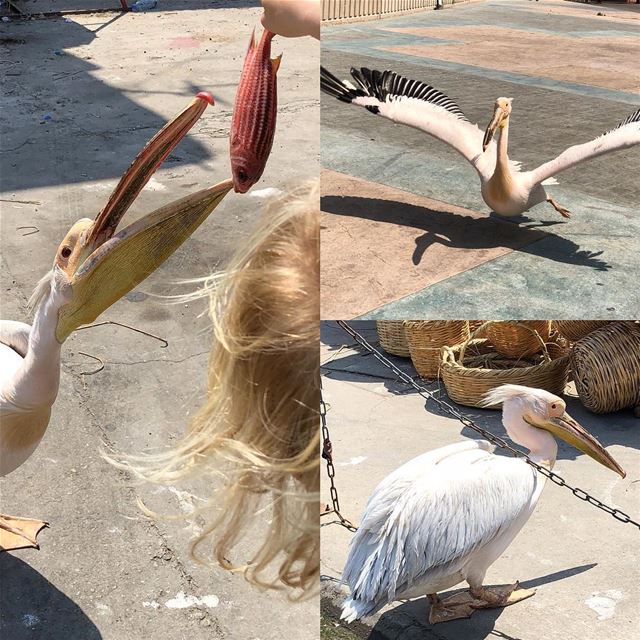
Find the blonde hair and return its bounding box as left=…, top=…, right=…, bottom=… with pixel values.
left=110, top=180, right=319, bottom=597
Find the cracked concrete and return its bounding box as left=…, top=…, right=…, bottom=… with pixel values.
left=0, top=3, right=318, bottom=639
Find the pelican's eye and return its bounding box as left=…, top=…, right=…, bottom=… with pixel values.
left=61, top=246, right=72, bottom=259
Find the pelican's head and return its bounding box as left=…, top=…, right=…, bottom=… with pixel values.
left=43, top=93, right=233, bottom=343
left=482, top=384, right=625, bottom=477
left=482, top=97, right=513, bottom=151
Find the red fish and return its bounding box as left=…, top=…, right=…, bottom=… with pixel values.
left=230, top=29, right=281, bottom=194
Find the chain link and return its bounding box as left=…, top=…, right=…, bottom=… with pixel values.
left=320, top=383, right=358, bottom=532
left=331, top=320, right=640, bottom=532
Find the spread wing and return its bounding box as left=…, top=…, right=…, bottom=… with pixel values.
left=530, top=108, right=640, bottom=185
left=321, top=66, right=496, bottom=179
left=340, top=440, right=537, bottom=621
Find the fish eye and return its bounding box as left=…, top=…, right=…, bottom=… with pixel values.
left=61, top=246, right=72, bottom=259
left=238, top=169, right=248, bottom=181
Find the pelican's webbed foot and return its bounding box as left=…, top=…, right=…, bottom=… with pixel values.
left=469, top=581, right=536, bottom=608
left=429, top=583, right=536, bottom=624
left=0, top=514, right=48, bottom=552
left=547, top=197, right=572, bottom=219
left=429, top=592, right=477, bottom=623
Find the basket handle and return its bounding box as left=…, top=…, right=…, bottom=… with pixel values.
left=459, top=320, right=490, bottom=363
left=459, top=321, right=550, bottom=364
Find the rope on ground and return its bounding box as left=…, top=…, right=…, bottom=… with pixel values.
left=76, top=320, right=168, bottom=348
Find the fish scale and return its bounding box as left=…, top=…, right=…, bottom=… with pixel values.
left=230, top=28, right=281, bottom=194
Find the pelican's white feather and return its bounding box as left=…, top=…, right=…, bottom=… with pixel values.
left=529, top=109, right=640, bottom=184
left=340, top=439, right=537, bottom=621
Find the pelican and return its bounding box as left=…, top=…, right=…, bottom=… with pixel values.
left=0, top=94, right=233, bottom=551
left=321, top=66, right=640, bottom=218
left=340, top=385, right=625, bottom=625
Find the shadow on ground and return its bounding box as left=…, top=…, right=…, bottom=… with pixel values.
left=0, top=553, right=102, bottom=639
left=322, top=195, right=610, bottom=271
left=2, top=1, right=260, bottom=15
left=322, top=564, right=596, bottom=640
left=0, top=16, right=212, bottom=193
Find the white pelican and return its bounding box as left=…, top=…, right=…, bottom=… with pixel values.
left=321, top=66, right=640, bottom=218
left=339, top=384, right=625, bottom=625
left=0, top=94, right=232, bottom=551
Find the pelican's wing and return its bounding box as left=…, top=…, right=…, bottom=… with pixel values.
left=0, top=320, right=31, bottom=358
left=341, top=439, right=537, bottom=621
left=321, top=66, right=495, bottom=178
left=530, top=108, right=640, bottom=185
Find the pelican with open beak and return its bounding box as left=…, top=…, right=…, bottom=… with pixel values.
left=1, top=93, right=232, bottom=550
left=55, top=92, right=233, bottom=341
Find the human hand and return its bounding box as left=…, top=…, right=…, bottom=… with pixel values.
left=261, top=0, right=320, bottom=39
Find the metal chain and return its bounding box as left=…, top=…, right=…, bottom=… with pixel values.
left=333, top=320, right=640, bottom=532
left=320, top=383, right=358, bottom=532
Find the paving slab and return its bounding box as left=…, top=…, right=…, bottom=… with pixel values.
left=0, top=4, right=319, bottom=639
left=320, top=320, right=640, bottom=640
left=321, top=170, right=548, bottom=319
left=321, top=0, right=640, bottom=319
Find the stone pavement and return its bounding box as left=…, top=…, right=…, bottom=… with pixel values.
left=0, top=4, right=318, bottom=639
left=320, top=321, right=640, bottom=640
left=321, top=0, right=640, bottom=319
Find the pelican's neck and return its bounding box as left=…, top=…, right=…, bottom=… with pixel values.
left=502, top=401, right=558, bottom=470
left=15, top=286, right=64, bottom=410
left=494, top=119, right=511, bottom=178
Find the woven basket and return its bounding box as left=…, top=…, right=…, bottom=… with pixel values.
left=484, top=321, right=551, bottom=358
left=404, top=321, right=469, bottom=380
left=376, top=321, right=410, bottom=358
left=572, top=322, right=640, bottom=414
left=554, top=321, right=612, bottom=343
left=441, top=331, right=571, bottom=408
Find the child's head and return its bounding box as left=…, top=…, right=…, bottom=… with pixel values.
left=111, top=180, right=319, bottom=596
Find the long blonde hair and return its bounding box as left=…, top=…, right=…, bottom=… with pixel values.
left=110, top=180, right=319, bottom=597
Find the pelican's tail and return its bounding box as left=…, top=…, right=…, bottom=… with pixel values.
left=340, top=597, right=368, bottom=623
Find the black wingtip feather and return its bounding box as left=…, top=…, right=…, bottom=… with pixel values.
left=321, top=65, right=366, bottom=104
left=321, top=64, right=469, bottom=122
left=350, top=66, right=468, bottom=121
left=605, top=107, right=640, bottom=136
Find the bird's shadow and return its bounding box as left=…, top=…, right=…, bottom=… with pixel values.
left=0, top=554, right=102, bottom=640
left=323, top=564, right=595, bottom=640
left=322, top=195, right=611, bottom=271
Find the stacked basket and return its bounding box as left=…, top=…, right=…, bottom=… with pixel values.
left=376, top=321, right=410, bottom=358
left=571, top=321, right=640, bottom=414
left=440, top=321, right=571, bottom=408
left=403, top=321, right=470, bottom=380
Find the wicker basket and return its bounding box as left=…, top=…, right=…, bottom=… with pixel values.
left=441, top=332, right=571, bottom=408
left=404, top=321, right=469, bottom=379
left=554, top=321, right=612, bottom=343
left=484, top=321, right=552, bottom=358
left=572, top=322, right=640, bottom=414
left=376, top=321, right=410, bottom=358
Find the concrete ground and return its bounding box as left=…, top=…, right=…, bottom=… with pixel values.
left=320, top=321, right=640, bottom=640
left=0, top=4, right=318, bottom=639
left=321, top=0, right=640, bottom=319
